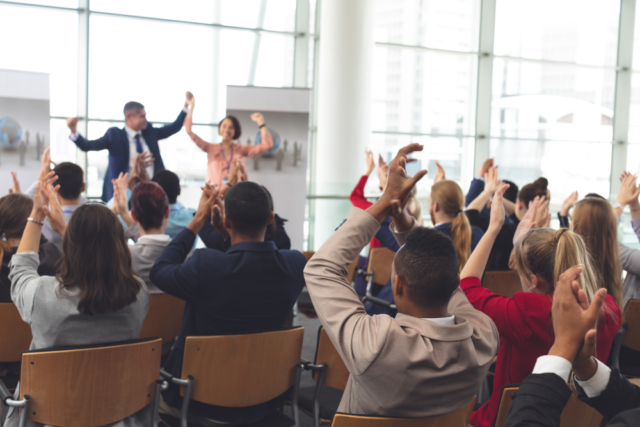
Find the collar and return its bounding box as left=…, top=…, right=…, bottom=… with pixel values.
left=124, top=126, right=140, bottom=139
left=394, top=312, right=473, bottom=341
left=60, top=204, right=81, bottom=214
left=170, top=201, right=184, bottom=212
left=138, top=234, right=171, bottom=243
left=434, top=222, right=452, bottom=229
left=227, top=240, right=278, bottom=254
left=422, top=315, right=456, bottom=326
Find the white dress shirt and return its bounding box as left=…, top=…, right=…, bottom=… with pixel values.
left=423, top=315, right=456, bottom=326
left=532, top=355, right=611, bottom=398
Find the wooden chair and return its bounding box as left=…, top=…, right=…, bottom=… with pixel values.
left=303, top=251, right=316, bottom=262
left=482, top=271, right=522, bottom=298
left=610, top=300, right=640, bottom=376
left=0, top=303, right=32, bottom=363
left=362, top=247, right=396, bottom=296
left=300, top=326, right=350, bottom=426
left=330, top=396, right=476, bottom=427
left=161, top=327, right=305, bottom=427
left=298, top=257, right=360, bottom=317
left=493, top=383, right=602, bottom=427
left=0, top=337, right=163, bottom=427
left=138, top=293, right=186, bottom=344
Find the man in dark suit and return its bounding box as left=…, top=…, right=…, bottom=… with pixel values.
left=150, top=181, right=306, bottom=425
left=66, top=92, right=193, bottom=201
left=504, top=265, right=639, bottom=427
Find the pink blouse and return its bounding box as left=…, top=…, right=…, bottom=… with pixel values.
left=184, top=116, right=273, bottom=187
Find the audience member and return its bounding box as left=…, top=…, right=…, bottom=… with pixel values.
left=0, top=194, right=61, bottom=303
left=112, top=180, right=171, bottom=294
left=304, top=143, right=499, bottom=417
left=150, top=181, right=306, bottom=425
left=504, top=266, right=639, bottom=427
left=461, top=199, right=621, bottom=427
left=615, top=172, right=640, bottom=307
left=572, top=197, right=623, bottom=308
left=5, top=173, right=151, bottom=426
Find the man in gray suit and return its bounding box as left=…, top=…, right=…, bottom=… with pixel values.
left=304, top=143, right=499, bottom=417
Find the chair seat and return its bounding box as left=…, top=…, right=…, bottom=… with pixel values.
left=160, top=410, right=294, bottom=427
left=298, top=385, right=344, bottom=422
left=297, top=292, right=316, bottom=315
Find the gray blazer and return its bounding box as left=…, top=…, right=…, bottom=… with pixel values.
left=304, top=209, right=499, bottom=417
left=7, top=251, right=151, bottom=427
left=129, top=235, right=171, bottom=294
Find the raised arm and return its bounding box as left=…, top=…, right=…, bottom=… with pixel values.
left=237, top=112, right=273, bottom=157
left=66, top=117, right=111, bottom=151
left=465, top=158, right=493, bottom=207
left=184, top=102, right=215, bottom=152
left=156, top=91, right=191, bottom=140
left=350, top=150, right=376, bottom=210
left=305, top=143, right=427, bottom=375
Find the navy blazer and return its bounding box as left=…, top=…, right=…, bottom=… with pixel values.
left=149, top=228, right=306, bottom=424
left=71, top=110, right=186, bottom=201
left=198, top=214, right=292, bottom=251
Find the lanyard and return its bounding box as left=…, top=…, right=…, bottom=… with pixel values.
left=221, top=145, right=234, bottom=171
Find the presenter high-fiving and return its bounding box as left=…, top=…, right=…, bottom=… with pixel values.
left=66, top=92, right=193, bottom=201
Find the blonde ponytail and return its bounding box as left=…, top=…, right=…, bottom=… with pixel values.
left=431, top=180, right=471, bottom=272
left=552, top=229, right=599, bottom=303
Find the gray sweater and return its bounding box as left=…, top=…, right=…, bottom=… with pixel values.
left=5, top=252, right=152, bottom=427
left=619, top=243, right=640, bottom=310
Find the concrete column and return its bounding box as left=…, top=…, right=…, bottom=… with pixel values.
left=311, top=0, right=373, bottom=248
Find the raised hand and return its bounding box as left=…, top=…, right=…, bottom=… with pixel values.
left=434, top=161, right=446, bottom=183
left=534, top=196, right=551, bottom=228
left=237, top=159, right=247, bottom=182
left=513, top=196, right=541, bottom=245
left=478, top=158, right=494, bottom=178
left=365, top=149, right=375, bottom=176
left=617, top=172, right=640, bottom=209
left=42, top=185, right=67, bottom=236
left=211, top=192, right=229, bottom=240
left=227, top=158, right=240, bottom=186
left=250, top=112, right=265, bottom=127
left=560, top=191, right=578, bottom=216
left=34, top=171, right=58, bottom=214
left=111, top=173, right=129, bottom=215
left=483, top=166, right=501, bottom=194
left=130, top=152, right=153, bottom=184
left=377, top=155, right=389, bottom=190
left=38, top=147, right=55, bottom=181
left=549, top=265, right=607, bottom=367
left=185, top=91, right=195, bottom=109
left=489, top=182, right=510, bottom=233
left=66, top=117, right=79, bottom=134
left=9, top=171, right=21, bottom=194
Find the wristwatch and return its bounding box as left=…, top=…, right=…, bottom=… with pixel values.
left=612, top=202, right=622, bottom=209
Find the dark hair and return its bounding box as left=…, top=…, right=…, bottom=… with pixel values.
left=123, top=101, right=145, bottom=115
left=224, top=181, right=272, bottom=235
left=152, top=170, right=180, bottom=204
left=59, top=204, right=141, bottom=315
left=502, top=180, right=519, bottom=204
left=261, top=186, right=277, bottom=239
left=584, top=193, right=606, bottom=200
left=131, top=182, right=169, bottom=231
left=54, top=162, right=84, bottom=200
left=0, top=194, right=33, bottom=260
left=518, top=177, right=548, bottom=207
left=394, top=227, right=460, bottom=308
left=218, top=115, right=242, bottom=140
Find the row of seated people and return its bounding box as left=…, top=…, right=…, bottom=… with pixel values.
left=0, top=142, right=639, bottom=426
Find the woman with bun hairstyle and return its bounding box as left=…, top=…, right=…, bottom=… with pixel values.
left=462, top=194, right=621, bottom=427
left=111, top=179, right=171, bottom=293
left=182, top=94, right=273, bottom=187
left=571, top=197, right=623, bottom=308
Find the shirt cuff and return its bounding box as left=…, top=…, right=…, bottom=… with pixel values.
left=182, top=106, right=189, bottom=113
left=475, top=176, right=486, bottom=182
left=69, top=133, right=79, bottom=141
left=532, top=355, right=572, bottom=382
left=574, top=358, right=611, bottom=398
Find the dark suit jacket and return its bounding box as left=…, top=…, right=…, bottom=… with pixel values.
left=149, top=228, right=306, bottom=424
left=71, top=110, right=186, bottom=200
left=504, top=369, right=640, bottom=427
left=198, top=214, right=292, bottom=251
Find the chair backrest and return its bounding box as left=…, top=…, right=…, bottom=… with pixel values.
left=0, top=303, right=33, bottom=362
left=303, top=251, right=315, bottom=262
left=19, top=338, right=161, bottom=427
left=482, top=271, right=522, bottom=298
left=493, top=383, right=602, bottom=427
left=330, top=396, right=476, bottom=427
left=347, top=257, right=359, bottom=284
left=367, top=247, right=396, bottom=285
left=181, top=327, right=304, bottom=407
left=623, top=300, right=640, bottom=352
left=138, top=293, right=186, bottom=343
left=313, top=327, right=350, bottom=390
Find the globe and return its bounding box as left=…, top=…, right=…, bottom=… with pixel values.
left=254, top=129, right=281, bottom=156
left=0, top=117, right=22, bottom=148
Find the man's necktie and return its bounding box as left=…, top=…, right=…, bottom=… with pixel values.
left=134, top=133, right=143, bottom=153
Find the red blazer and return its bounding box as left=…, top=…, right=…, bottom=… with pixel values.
left=349, top=175, right=382, bottom=248
left=461, top=277, right=621, bottom=427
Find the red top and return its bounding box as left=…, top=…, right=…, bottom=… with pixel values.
left=461, top=277, right=621, bottom=427
left=350, top=175, right=382, bottom=248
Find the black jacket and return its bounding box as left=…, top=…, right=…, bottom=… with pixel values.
left=198, top=213, right=291, bottom=252
left=465, top=210, right=517, bottom=272
left=504, top=369, right=640, bottom=427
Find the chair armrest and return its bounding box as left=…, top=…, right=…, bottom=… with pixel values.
left=0, top=378, right=11, bottom=401
left=362, top=295, right=397, bottom=311
left=160, top=368, right=192, bottom=386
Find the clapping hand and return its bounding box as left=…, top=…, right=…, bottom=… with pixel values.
left=365, top=149, right=375, bottom=176
left=617, top=172, right=640, bottom=209
left=478, top=158, right=494, bottom=178
left=211, top=189, right=229, bottom=240
left=377, top=154, right=390, bottom=190
left=185, top=91, right=195, bottom=109
left=434, top=161, right=446, bottom=183
left=130, top=152, right=154, bottom=185
left=488, top=182, right=510, bottom=233
left=513, top=196, right=541, bottom=245
left=42, top=184, right=67, bottom=236
left=560, top=191, right=578, bottom=217
left=549, top=265, right=607, bottom=376
left=9, top=171, right=21, bottom=194
left=38, top=147, right=56, bottom=181
left=111, top=172, right=129, bottom=216
left=534, top=196, right=551, bottom=228
left=483, top=167, right=502, bottom=194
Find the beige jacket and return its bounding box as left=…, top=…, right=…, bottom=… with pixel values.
left=304, top=208, right=499, bottom=417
